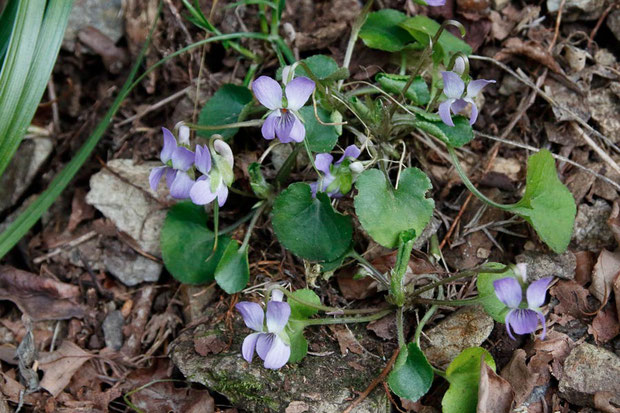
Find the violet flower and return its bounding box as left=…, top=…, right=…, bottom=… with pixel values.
left=235, top=291, right=291, bottom=370
left=189, top=139, right=235, bottom=207
left=426, top=0, right=446, bottom=5
left=252, top=75, right=315, bottom=143
left=438, top=71, right=495, bottom=127
left=493, top=264, right=552, bottom=340
left=149, top=127, right=195, bottom=199
left=310, top=145, right=362, bottom=198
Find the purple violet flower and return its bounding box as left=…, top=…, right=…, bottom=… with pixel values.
left=310, top=145, right=362, bottom=198
left=493, top=265, right=552, bottom=340
left=189, top=140, right=235, bottom=207
left=426, top=0, right=446, bottom=5
left=235, top=291, right=291, bottom=370
left=438, top=71, right=495, bottom=127
left=252, top=75, right=315, bottom=143
left=149, top=127, right=195, bottom=199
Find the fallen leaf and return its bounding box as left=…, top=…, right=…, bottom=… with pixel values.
left=38, top=341, right=93, bottom=397
left=615, top=273, right=620, bottom=322
left=77, top=26, right=128, bottom=74
left=589, top=306, right=620, bottom=343
left=531, top=331, right=574, bottom=380
left=129, top=381, right=215, bottom=413
left=329, top=325, right=364, bottom=355
left=550, top=280, right=591, bottom=319
left=574, top=250, right=594, bottom=286
left=367, top=313, right=397, bottom=341
left=194, top=334, right=227, bottom=356
left=594, top=391, right=620, bottom=413
left=478, top=360, right=514, bottom=413
left=67, top=188, right=95, bottom=232
left=336, top=271, right=377, bottom=300
left=591, top=249, right=620, bottom=303
left=0, top=266, right=87, bottom=321
left=121, top=285, right=156, bottom=359
left=608, top=200, right=620, bottom=245
left=286, top=401, right=310, bottom=413
left=495, top=38, right=564, bottom=74
left=500, top=349, right=539, bottom=405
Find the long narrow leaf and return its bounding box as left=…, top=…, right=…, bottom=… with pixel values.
left=0, top=0, right=19, bottom=64
left=0, top=0, right=74, bottom=180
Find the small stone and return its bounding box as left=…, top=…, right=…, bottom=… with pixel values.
left=492, top=0, right=509, bottom=11
left=558, top=343, right=620, bottom=407
left=0, top=138, right=53, bottom=214
left=547, top=0, right=607, bottom=21
left=515, top=250, right=576, bottom=281
left=63, top=0, right=124, bottom=52
left=607, top=10, right=620, bottom=42
left=588, top=86, right=620, bottom=143
left=572, top=200, right=616, bottom=251
left=102, top=241, right=161, bottom=286
left=102, top=310, right=124, bottom=350
left=421, top=306, right=494, bottom=369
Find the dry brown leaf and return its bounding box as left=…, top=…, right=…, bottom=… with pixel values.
left=336, top=271, right=377, bottom=300
left=77, top=27, right=128, bottom=74
left=367, top=313, right=397, bottom=341
left=329, top=325, right=364, bottom=355
left=589, top=306, right=620, bottom=343
left=615, top=273, right=620, bottom=322
left=67, top=188, right=95, bottom=233
left=594, top=391, right=620, bottom=413
left=38, top=341, right=93, bottom=397
left=478, top=360, right=514, bottom=413
left=608, top=199, right=620, bottom=245
left=494, top=37, right=564, bottom=74
left=129, top=381, right=215, bottom=413
left=531, top=331, right=574, bottom=380
left=194, top=334, right=226, bottom=356
left=574, top=250, right=595, bottom=285
left=591, top=249, right=620, bottom=303
left=0, top=266, right=87, bottom=321
left=500, top=349, right=539, bottom=405
left=550, top=280, right=591, bottom=319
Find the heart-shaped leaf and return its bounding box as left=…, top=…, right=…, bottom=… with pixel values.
left=289, top=288, right=320, bottom=320
left=197, top=84, right=253, bottom=140
left=354, top=168, right=434, bottom=248
left=509, top=149, right=576, bottom=253
left=442, top=347, right=496, bottom=413
left=359, top=9, right=414, bottom=52
left=286, top=320, right=308, bottom=364
left=286, top=289, right=321, bottom=364
left=376, top=73, right=430, bottom=105
left=214, top=241, right=249, bottom=294
left=160, top=202, right=231, bottom=284
left=272, top=183, right=353, bottom=261
left=277, top=54, right=345, bottom=81
left=388, top=342, right=434, bottom=402
left=300, top=106, right=340, bottom=153
left=476, top=263, right=514, bottom=323
left=413, top=114, right=474, bottom=148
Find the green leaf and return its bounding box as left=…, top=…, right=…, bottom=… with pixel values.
left=300, top=106, right=340, bottom=153
left=161, top=202, right=231, bottom=285
left=509, top=149, right=576, bottom=253
left=278, top=55, right=342, bottom=81
left=197, top=84, right=253, bottom=140
left=413, top=115, right=474, bottom=148
left=354, top=168, right=434, bottom=248
left=376, top=73, right=430, bottom=105
left=0, top=0, right=18, bottom=64
left=399, top=16, right=472, bottom=64
left=272, top=183, right=353, bottom=261
left=286, top=320, right=308, bottom=363
left=476, top=263, right=514, bottom=323
left=442, top=347, right=495, bottom=413
left=388, top=343, right=434, bottom=402
left=289, top=289, right=320, bottom=320
left=214, top=241, right=250, bottom=294
left=359, top=9, right=414, bottom=52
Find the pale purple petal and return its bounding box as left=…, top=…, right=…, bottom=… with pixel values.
left=271, top=290, right=284, bottom=302
left=426, top=0, right=446, bottom=5
left=253, top=76, right=282, bottom=110
left=149, top=166, right=167, bottom=191
left=450, top=98, right=468, bottom=114
left=466, top=79, right=495, bottom=99
left=165, top=169, right=177, bottom=189
left=465, top=98, right=479, bottom=125
left=235, top=301, right=265, bottom=331
left=441, top=71, right=465, bottom=99
left=336, top=145, right=361, bottom=165
left=493, top=277, right=522, bottom=309
left=169, top=172, right=195, bottom=199
left=242, top=332, right=261, bottom=362
left=263, top=336, right=290, bottom=369
left=508, top=308, right=540, bottom=335
left=171, top=147, right=195, bottom=171
left=178, top=125, right=190, bottom=145
left=189, top=178, right=217, bottom=205
left=315, top=153, right=334, bottom=175
left=438, top=99, right=455, bottom=127
left=256, top=333, right=274, bottom=360
left=214, top=139, right=234, bottom=168
left=453, top=56, right=465, bottom=75
left=309, top=181, right=319, bottom=198
left=274, top=111, right=296, bottom=143
left=535, top=310, right=547, bottom=340
left=161, top=127, right=176, bottom=162
left=526, top=277, right=553, bottom=308
left=504, top=310, right=517, bottom=340
left=285, top=77, right=315, bottom=111
left=194, top=145, right=211, bottom=175
left=515, top=263, right=528, bottom=283
left=282, top=65, right=293, bottom=85
left=261, top=111, right=279, bottom=141
left=288, top=114, right=306, bottom=143
left=266, top=301, right=291, bottom=334
left=216, top=184, right=229, bottom=207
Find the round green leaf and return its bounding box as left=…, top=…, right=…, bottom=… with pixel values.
left=414, top=115, right=474, bottom=148
left=476, top=263, right=514, bottom=323
left=197, top=84, right=253, bottom=140
left=286, top=320, right=308, bottom=364
left=442, top=347, right=495, bottom=413
left=376, top=73, right=430, bottom=105
left=272, top=183, right=353, bottom=262
left=289, top=289, right=320, bottom=320
left=214, top=242, right=249, bottom=294
left=354, top=168, right=434, bottom=248
left=388, top=343, right=434, bottom=402
left=277, top=55, right=342, bottom=81
left=359, top=9, right=414, bottom=52
left=161, top=202, right=231, bottom=285
left=300, top=106, right=339, bottom=153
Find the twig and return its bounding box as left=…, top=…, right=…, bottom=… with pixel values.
left=33, top=230, right=98, bottom=264
left=47, top=80, right=60, bottom=134
left=342, top=347, right=400, bottom=413
left=117, top=86, right=191, bottom=126
left=571, top=122, right=620, bottom=176
left=549, top=0, right=566, bottom=52
left=588, top=2, right=619, bottom=50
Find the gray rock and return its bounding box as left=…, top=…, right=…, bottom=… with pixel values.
left=0, top=138, right=53, bottom=213
left=421, top=306, right=494, bottom=369
left=413, top=217, right=441, bottom=250
left=588, top=86, right=620, bottom=143
left=515, top=250, right=576, bottom=281
left=170, top=323, right=388, bottom=413
left=102, top=310, right=124, bottom=350
left=558, top=343, right=620, bottom=407
left=103, top=242, right=161, bottom=286
left=547, top=0, right=607, bottom=21
left=571, top=200, right=616, bottom=251
left=606, top=10, right=620, bottom=42
left=63, top=0, right=124, bottom=52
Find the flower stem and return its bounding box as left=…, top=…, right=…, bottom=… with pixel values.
left=349, top=250, right=390, bottom=289
left=338, top=0, right=374, bottom=91
left=396, top=307, right=406, bottom=348
left=274, top=286, right=389, bottom=315
left=301, top=309, right=393, bottom=326
left=240, top=201, right=270, bottom=250
left=414, top=305, right=438, bottom=347
left=412, top=297, right=481, bottom=306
